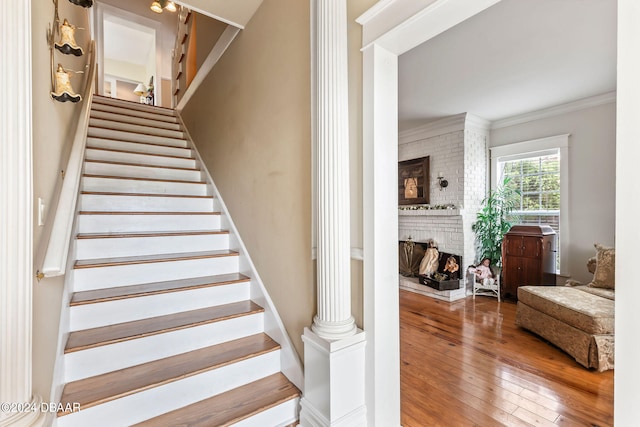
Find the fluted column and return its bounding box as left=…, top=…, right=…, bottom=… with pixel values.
left=0, top=1, right=45, bottom=426
left=312, top=0, right=356, bottom=340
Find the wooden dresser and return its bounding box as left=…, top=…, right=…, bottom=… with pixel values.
left=501, top=225, right=557, bottom=299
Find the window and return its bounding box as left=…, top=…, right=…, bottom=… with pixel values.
left=490, top=135, right=569, bottom=275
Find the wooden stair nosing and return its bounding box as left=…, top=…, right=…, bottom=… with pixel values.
left=64, top=300, right=264, bottom=354
left=89, top=125, right=186, bottom=142
left=87, top=136, right=190, bottom=152
left=86, top=146, right=194, bottom=160
left=80, top=191, right=211, bottom=199
left=76, top=229, right=228, bottom=239
left=91, top=104, right=178, bottom=123
left=132, top=373, right=300, bottom=427
left=59, top=333, right=279, bottom=415
left=82, top=174, right=205, bottom=185
left=73, top=249, right=237, bottom=269
left=84, top=159, right=200, bottom=172
left=70, top=272, right=248, bottom=306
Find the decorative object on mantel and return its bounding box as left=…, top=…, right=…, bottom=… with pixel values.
left=471, top=176, right=519, bottom=266
left=398, top=156, right=429, bottom=205
left=437, top=173, right=449, bottom=191
left=68, top=0, right=93, bottom=8
left=50, top=63, right=82, bottom=103
left=399, top=203, right=456, bottom=211
left=54, top=19, right=84, bottom=56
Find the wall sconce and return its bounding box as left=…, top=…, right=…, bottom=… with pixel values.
left=437, top=174, right=448, bottom=191
left=133, top=83, right=148, bottom=103
left=151, top=0, right=177, bottom=13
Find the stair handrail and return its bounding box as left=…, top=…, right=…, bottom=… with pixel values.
left=41, top=40, right=96, bottom=278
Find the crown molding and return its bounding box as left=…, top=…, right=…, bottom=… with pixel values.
left=491, top=91, right=617, bottom=130
left=399, top=112, right=491, bottom=144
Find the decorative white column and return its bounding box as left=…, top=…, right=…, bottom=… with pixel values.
left=0, top=1, right=45, bottom=426
left=311, top=0, right=356, bottom=341
left=301, top=0, right=366, bottom=426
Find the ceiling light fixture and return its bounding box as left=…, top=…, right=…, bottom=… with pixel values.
left=150, top=0, right=176, bottom=14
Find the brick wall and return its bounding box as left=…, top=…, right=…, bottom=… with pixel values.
left=398, top=114, right=489, bottom=270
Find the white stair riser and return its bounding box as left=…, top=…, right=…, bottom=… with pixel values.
left=79, top=194, right=213, bottom=212
left=88, top=127, right=187, bottom=147
left=76, top=233, right=229, bottom=259
left=85, top=148, right=195, bottom=169
left=87, top=137, right=192, bottom=158
left=70, top=282, right=250, bottom=330
left=73, top=255, right=239, bottom=290
left=91, top=98, right=176, bottom=117
left=84, top=162, right=202, bottom=182
left=82, top=176, right=208, bottom=196
left=231, top=398, right=299, bottom=427
left=91, top=110, right=182, bottom=131
left=89, top=118, right=185, bottom=140
left=77, top=213, right=220, bottom=233
left=64, top=312, right=264, bottom=382
left=58, top=350, right=280, bottom=427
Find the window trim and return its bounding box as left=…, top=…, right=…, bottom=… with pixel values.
left=490, top=134, right=570, bottom=276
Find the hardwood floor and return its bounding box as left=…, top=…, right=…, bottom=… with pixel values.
left=400, top=289, right=613, bottom=427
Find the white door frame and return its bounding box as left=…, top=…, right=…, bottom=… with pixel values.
left=93, top=2, right=163, bottom=104
left=359, top=0, right=639, bottom=424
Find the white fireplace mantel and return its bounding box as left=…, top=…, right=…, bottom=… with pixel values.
left=398, top=208, right=464, bottom=216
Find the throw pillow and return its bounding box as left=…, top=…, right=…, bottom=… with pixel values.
left=588, top=243, right=615, bottom=289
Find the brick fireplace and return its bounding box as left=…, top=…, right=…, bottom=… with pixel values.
left=398, top=113, right=489, bottom=301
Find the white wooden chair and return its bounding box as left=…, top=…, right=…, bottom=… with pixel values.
left=471, top=267, right=501, bottom=302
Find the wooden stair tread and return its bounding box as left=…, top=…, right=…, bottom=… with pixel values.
left=65, top=300, right=263, bottom=353
left=74, top=249, right=237, bottom=269
left=89, top=125, right=186, bottom=141
left=86, top=146, right=193, bottom=159
left=70, top=273, right=249, bottom=306
left=76, top=229, right=228, bottom=239
left=87, top=137, right=189, bottom=151
left=133, top=373, right=300, bottom=427
left=82, top=174, right=204, bottom=184
left=59, top=333, right=278, bottom=414
left=80, top=191, right=211, bottom=199
left=92, top=95, right=176, bottom=114
left=84, top=159, right=199, bottom=172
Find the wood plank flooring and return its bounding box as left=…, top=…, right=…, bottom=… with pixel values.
left=400, top=289, right=613, bottom=427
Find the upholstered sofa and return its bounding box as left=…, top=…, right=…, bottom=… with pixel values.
left=515, top=244, right=615, bottom=371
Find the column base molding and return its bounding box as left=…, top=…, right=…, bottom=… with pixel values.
left=299, top=328, right=366, bottom=427
left=0, top=395, right=47, bottom=427
left=311, top=315, right=357, bottom=340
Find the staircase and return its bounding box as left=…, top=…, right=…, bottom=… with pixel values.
left=54, top=96, right=301, bottom=427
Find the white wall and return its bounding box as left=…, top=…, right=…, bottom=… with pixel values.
left=104, top=59, right=147, bottom=84
left=490, top=101, right=616, bottom=284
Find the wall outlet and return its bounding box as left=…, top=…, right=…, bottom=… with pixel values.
left=38, top=197, right=45, bottom=226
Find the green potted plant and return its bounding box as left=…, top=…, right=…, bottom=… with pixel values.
left=472, top=177, right=520, bottom=267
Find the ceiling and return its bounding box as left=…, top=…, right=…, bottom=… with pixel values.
left=104, top=18, right=155, bottom=66
left=398, top=0, right=617, bottom=131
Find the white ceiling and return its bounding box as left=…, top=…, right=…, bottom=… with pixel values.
left=104, top=18, right=155, bottom=66
left=398, top=0, right=617, bottom=131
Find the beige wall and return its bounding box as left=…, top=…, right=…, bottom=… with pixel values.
left=31, top=0, right=91, bottom=399
left=490, top=102, right=616, bottom=284
left=181, top=0, right=376, bottom=355
left=181, top=0, right=313, bottom=356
